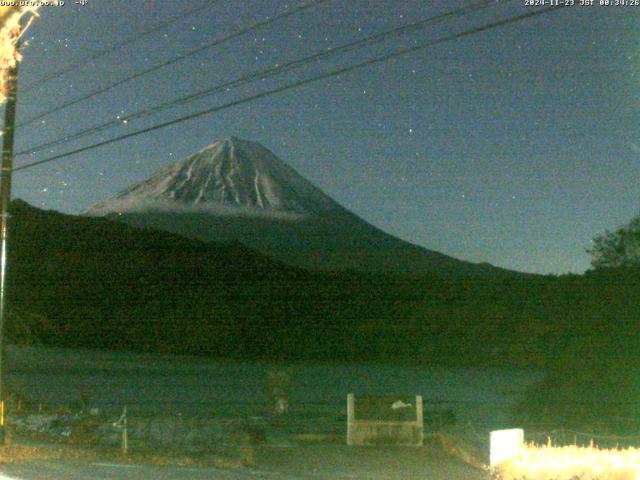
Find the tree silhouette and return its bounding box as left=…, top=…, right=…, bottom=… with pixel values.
left=588, top=216, right=640, bottom=269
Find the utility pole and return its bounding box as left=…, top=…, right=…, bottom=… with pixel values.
left=0, top=25, right=21, bottom=446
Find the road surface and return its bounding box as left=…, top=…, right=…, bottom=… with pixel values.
left=0, top=444, right=488, bottom=479
left=1, top=461, right=286, bottom=479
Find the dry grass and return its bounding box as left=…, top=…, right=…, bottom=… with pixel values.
left=0, top=443, right=64, bottom=463
left=0, top=430, right=254, bottom=471
left=0, top=5, right=40, bottom=104
left=492, top=443, right=640, bottom=480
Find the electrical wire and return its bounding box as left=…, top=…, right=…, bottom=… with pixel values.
left=13, top=5, right=564, bottom=174
left=16, top=0, right=510, bottom=157
left=16, top=0, right=328, bottom=129
left=20, top=1, right=218, bottom=93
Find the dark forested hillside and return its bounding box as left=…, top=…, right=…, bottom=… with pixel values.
left=5, top=200, right=639, bottom=373
left=514, top=267, right=640, bottom=432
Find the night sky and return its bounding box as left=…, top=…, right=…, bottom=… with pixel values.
left=7, top=0, right=640, bottom=274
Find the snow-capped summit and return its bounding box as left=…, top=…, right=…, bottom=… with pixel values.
left=86, top=137, right=508, bottom=276
left=85, top=137, right=340, bottom=218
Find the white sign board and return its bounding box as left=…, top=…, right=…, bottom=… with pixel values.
left=490, top=428, right=524, bottom=466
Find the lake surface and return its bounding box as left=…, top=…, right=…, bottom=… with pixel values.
left=5, top=345, right=542, bottom=432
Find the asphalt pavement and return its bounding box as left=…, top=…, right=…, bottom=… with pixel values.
left=0, top=443, right=488, bottom=479
left=0, top=460, right=294, bottom=480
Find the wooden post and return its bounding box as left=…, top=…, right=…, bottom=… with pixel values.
left=346, top=393, right=354, bottom=446
left=416, top=395, right=423, bottom=446
left=0, top=20, right=21, bottom=448
left=122, top=406, right=128, bottom=454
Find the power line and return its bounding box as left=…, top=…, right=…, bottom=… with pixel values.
left=21, top=1, right=217, bottom=93
left=16, top=0, right=509, bottom=158
left=19, top=0, right=518, bottom=157
left=17, top=0, right=328, bottom=129
left=13, top=5, right=564, bottom=174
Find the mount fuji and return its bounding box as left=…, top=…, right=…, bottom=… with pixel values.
left=85, top=137, right=506, bottom=276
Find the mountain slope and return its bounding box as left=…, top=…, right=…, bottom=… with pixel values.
left=85, top=137, right=510, bottom=276
left=7, top=199, right=550, bottom=364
